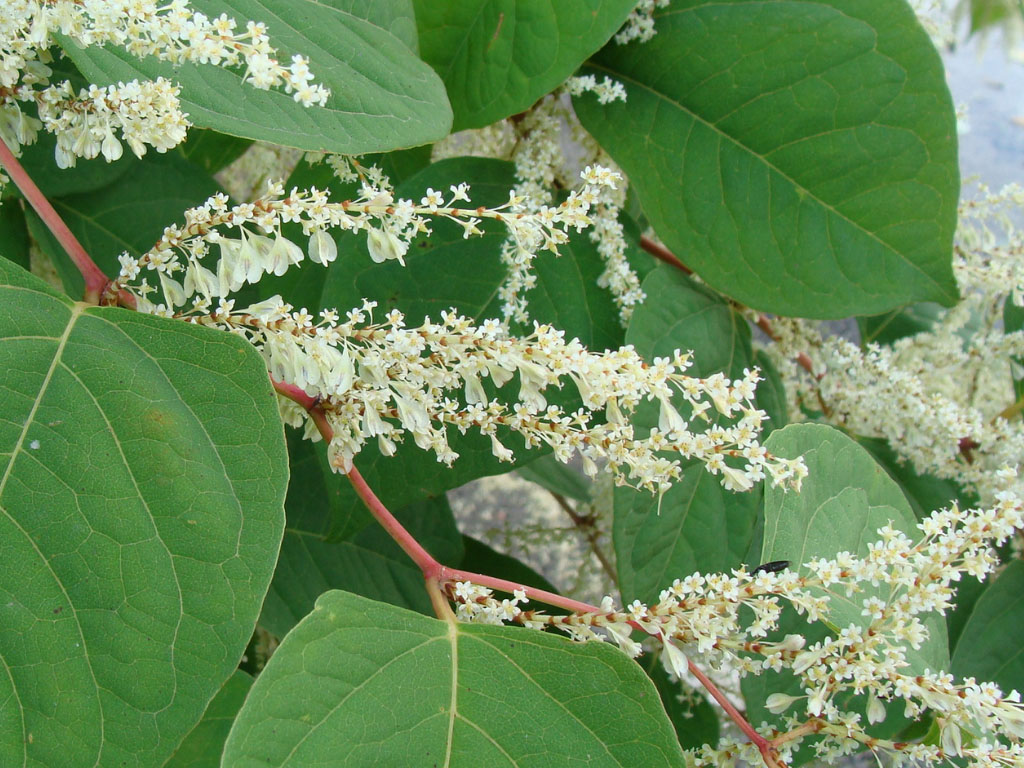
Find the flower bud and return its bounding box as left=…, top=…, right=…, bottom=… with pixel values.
left=765, top=693, right=800, bottom=715
left=308, top=229, right=337, bottom=265
left=366, top=227, right=407, bottom=265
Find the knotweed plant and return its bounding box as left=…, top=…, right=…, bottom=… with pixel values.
left=0, top=2, right=1021, bottom=768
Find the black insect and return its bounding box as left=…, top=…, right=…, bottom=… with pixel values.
left=752, top=560, right=790, bottom=575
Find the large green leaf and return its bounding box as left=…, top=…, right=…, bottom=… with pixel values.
left=414, top=0, right=636, bottom=130
left=164, top=671, right=253, bottom=768
left=0, top=203, right=31, bottom=271
left=575, top=0, right=959, bottom=318
left=14, top=131, right=140, bottom=199
left=951, top=560, right=1024, bottom=695
left=857, top=435, right=972, bottom=521
left=0, top=257, right=287, bottom=767
left=330, top=0, right=419, bottom=52
left=23, top=152, right=220, bottom=298
left=61, top=0, right=451, bottom=154
left=320, top=157, right=515, bottom=324
left=176, top=129, right=253, bottom=175
left=223, top=590, right=686, bottom=767
left=761, top=423, right=947, bottom=669
left=625, top=265, right=752, bottom=381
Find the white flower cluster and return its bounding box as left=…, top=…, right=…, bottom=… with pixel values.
left=957, top=182, right=1024, bottom=308
left=230, top=303, right=798, bottom=494
left=35, top=77, right=187, bottom=167
left=1, top=0, right=327, bottom=166
left=456, top=472, right=1024, bottom=768
left=111, top=165, right=621, bottom=309
left=449, top=582, right=529, bottom=624
left=614, top=0, right=672, bottom=46
left=565, top=74, right=628, bottom=105
left=494, top=95, right=645, bottom=326
left=759, top=183, right=1024, bottom=505
left=766, top=318, right=1024, bottom=504
left=113, top=174, right=800, bottom=494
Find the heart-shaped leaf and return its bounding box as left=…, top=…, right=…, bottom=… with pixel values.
left=0, top=257, right=287, bottom=767
left=575, top=0, right=959, bottom=317
left=223, top=590, right=686, bottom=767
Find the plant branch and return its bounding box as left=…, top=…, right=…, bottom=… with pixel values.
left=686, top=659, right=783, bottom=768
left=272, top=376, right=780, bottom=766
left=640, top=235, right=692, bottom=274
left=0, top=137, right=109, bottom=303
left=438, top=566, right=600, bottom=615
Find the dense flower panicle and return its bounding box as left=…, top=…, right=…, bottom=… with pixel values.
left=0, top=0, right=328, bottom=167
left=113, top=171, right=802, bottom=495
left=502, top=96, right=645, bottom=326
left=432, top=90, right=646, bottom=327
left=763, top=184, right=1024, bottom=505
left=615, top=0, right=672, bottom=45
left=450, top=473, right=1024, bottom=768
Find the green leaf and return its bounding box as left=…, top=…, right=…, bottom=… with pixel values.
left=14, top=130, right=139, bottom=199
left=626, top=265, right=752, bottom=380
left=952, top=560, right=1024, bottom=695
left=23, top=151, right=221, bottom=298
left=61, top=0, right=451, bottom=155
left=1005, top=298, right=1024, bottom=408
left=261, top=490, right=464, bottom=638
left=164, top=671, right=253, bottom=768
left=742, top=424, right=950, bottom=759
left=947, top=575, right=990, bottom=654
left=762, top=423, right=947, bottom=669
left=0, top=257, right=287, bottom=768
left=176, top=129, right=253, bottom=174
left=857, top=302, right=946, bottom=346
left=857, top=435, right=972, bottom=521
left=575, top=0, right=959, bottom=318
left=0, top=202, right=31, bottom=271
left=614, top=467, right=762, bottom=604
left=321, top=157, right=514, bottom=323
left=223, top=590, right=686, bottom=767
left=330, top=0, right=419, bottom=52
left=414, top=0, right=636, bottom=130
left=517, top=453, right=592, bottom=502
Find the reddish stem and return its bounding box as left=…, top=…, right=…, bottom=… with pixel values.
left=346, top=464, right=441, bottom=576
left=640, top=235, right=692, bottom=274
left=438, top=566, right=600, bottom=615
left=0, top=137, right=109, bottom=303
left=687, top=659, right=782, bottom=767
